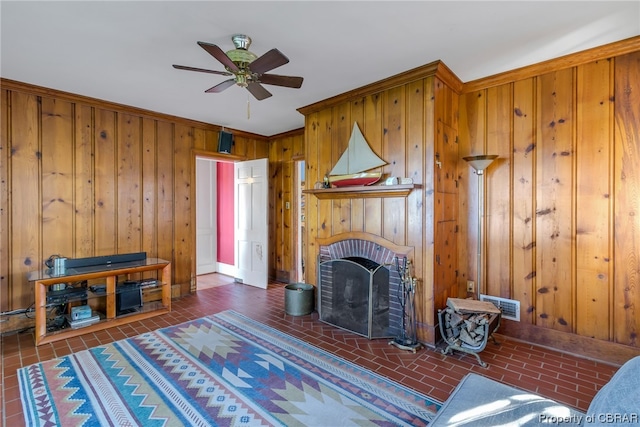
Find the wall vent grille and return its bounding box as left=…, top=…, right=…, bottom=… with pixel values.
left=480, top=295, right=520, bottom=321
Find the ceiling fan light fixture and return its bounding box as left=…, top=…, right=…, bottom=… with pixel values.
left=225, top=49, right=257, bottom=66
left=174, top=34, right=303, bottom=100
left=231, top=34, right=251, bottom=50
left=226, top=34, right=257, bottom=68
left=235, top=73, right=249, bottom=87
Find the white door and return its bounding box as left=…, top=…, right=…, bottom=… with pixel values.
left=196, top=158, right=217, bottom=275
left=234, top=158, right=269, bottom=289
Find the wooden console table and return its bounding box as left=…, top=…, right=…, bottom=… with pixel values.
left=27, top=258, right=171, bottom=346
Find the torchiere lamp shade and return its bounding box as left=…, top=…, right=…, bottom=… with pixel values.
left=463, top=155, right=498, bottom=173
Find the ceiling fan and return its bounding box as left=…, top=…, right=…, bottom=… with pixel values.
left=173, top=34, right=304, bottom=100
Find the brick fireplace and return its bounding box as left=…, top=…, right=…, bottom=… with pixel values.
left=316, top=233, right=414, bottom=340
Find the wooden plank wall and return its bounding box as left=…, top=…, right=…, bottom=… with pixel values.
left=300, top=63, right=462, bottom=344
left=0, top=80, right=267, bottom=312
left=303, top=91, right=429, bottom=330
left=458, top=48, right=640, bottom=354
left=3, top=36, right=637, bottom=359
left=268, top=129, right=304, bottom=282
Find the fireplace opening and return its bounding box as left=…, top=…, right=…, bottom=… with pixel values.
left=318, top=256, right=399, bottom=339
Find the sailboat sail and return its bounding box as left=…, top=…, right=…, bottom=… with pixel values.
left=330, top=122, right=386, bottom=176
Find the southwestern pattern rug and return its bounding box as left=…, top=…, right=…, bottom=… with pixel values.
left=18, top=310, right=440, bottom=426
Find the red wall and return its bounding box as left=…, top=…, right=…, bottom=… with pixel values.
left=217, top=162, right=234, bottom=265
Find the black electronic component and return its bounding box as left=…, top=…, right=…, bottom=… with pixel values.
left=65, top=252, right=146, bottom=269
left=116, top=281, right=143, bottom=315
left=89, top=284, right=106, bottom=294
left=218, top=130, right=233, bottom=153
left=46, top=287, right=88, bottom=305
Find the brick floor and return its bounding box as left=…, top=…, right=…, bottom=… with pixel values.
left=1, top=275, right=623, bottom=425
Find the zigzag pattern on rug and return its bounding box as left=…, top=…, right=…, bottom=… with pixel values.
left=18, top=310, right=440, bottom=426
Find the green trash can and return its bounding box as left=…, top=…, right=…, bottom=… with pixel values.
left=284, top=283, right=314, bottom=316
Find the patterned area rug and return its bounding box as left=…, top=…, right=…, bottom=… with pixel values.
left=18, top=310, right=440, bottom=426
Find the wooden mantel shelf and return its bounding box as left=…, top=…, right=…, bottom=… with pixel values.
left=303, top=184, right=419, bottom=199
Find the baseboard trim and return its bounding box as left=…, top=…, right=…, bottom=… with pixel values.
left=417, top=322, right=437, bottom=347
left=500, top=319, right=640, bottom=367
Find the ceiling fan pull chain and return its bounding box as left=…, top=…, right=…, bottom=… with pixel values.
left=247, top=95, right=251, bottom=120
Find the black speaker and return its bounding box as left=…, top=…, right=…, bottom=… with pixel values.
left=218, top=131, right=233, bottom=154
left=116, top=281, right=143, bottom=315
left=65, top=252, right=147, bottom=269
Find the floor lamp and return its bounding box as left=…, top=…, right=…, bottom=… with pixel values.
left=463, top=154, right=498, bottom=299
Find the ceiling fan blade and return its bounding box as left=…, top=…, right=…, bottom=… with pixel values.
left=246, top=82, right=272, bottom=100
left=172, top=64, right=232, bottom=76
left=197, top=41, right=239, bottom=73
left=259, top=74, right=304, bottom=88
left=205, top=79, right=236, bottom=93
left=249, top=48, right=289, bottom=74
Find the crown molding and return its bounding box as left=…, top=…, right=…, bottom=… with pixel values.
left=462, top=35, right=640, bottom=93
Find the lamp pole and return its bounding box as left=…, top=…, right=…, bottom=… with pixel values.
left=463, top=155, right=497, bottom=299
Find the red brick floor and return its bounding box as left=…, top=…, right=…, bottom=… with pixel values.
left=1, top=275, right=622, bottom=426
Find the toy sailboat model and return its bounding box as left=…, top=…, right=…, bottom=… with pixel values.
left=328, top=122, right=386, bottom=187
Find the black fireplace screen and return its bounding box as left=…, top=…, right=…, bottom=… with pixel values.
left=318, top=256, right=401, bottom=339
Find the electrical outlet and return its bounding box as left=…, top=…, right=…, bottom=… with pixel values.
left=467, top=280, right=475, bottom=293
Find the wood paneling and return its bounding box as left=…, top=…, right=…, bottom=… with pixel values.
left=350, top=98, right=365, bottom=232
left=316, top=109, right=333, bottom=244
left=3, top=36, right=639, bottom=359
left=575, top=59, right=613, bottom=340
left=41, top=98, right=74, bottom=264
left=267, top=130, right=305, bottom=282
left=141, top=118, right=158, bottom=259
left=10, top=92, right=40, bottom=310
left=536, top=68, right=574, bottom=333
left=459, top=45, right=640, bottom=356
left=156, top=121, right=175, bottom=265
left=117, top=113, right=142, bottom=255
left=301, top=63, right=462, bottom=345
left=0, top=79, right=268, bottom=313
left=459, top=89, right=485, bottom=293
left=268, top=140, right=279, bottom=280
left=74, top=105, right=95, bottom=257
left=0, top=91, right=9, bottom=312
left=614, top=51, right=640, bottom=347
left=363, top=93, right=384, bottom=237
left=382, top=86, right=407, bottom=245
left=511, top=78, right=536, bottom=324
left=406, top=80, right=426, bottom=328
left=485, top=85, right=512, bottom=298
left=434, top=121, right=459, bottom=313
left=174, top=124, right=192, bottom=293
left=94, top=108, right=117, bottom=255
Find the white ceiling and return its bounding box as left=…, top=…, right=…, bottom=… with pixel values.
left=2, top=1, right=639, bottom=137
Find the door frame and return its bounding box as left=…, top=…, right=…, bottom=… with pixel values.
left=191, top=149, right=247, bottom=292
left=294, top=159, right=306, bottom=283
left=195, top=157, right=217, bottom=275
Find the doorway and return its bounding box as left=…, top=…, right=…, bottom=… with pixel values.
left=196, top=157, right=217, bottom=276
left=195, top=155, right=270, bottom=290
left=195, top=157, right=235, bottom=290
